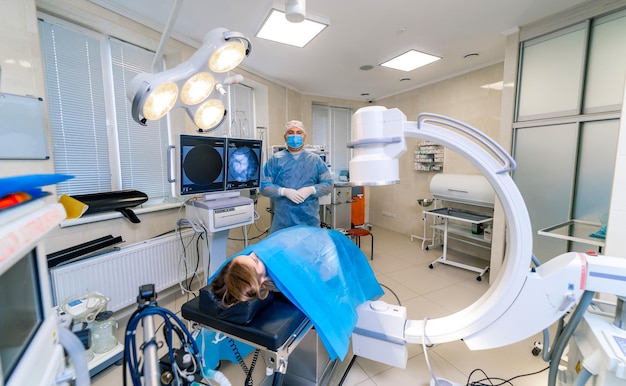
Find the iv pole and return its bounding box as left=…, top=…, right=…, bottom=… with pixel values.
left=137, top=284, right=160, bottom=386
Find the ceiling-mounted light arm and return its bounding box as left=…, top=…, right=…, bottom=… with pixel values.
left=223, top=31, right=252, bottom=56
left=152, top=0, right=184, bottom=72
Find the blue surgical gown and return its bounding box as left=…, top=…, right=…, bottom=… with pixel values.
left=210, top=226, right=384, bottom=360
left=260, top=150, right=333, bottom=233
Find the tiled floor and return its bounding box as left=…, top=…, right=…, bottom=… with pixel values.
left=91, top=225, right=551, bottom=385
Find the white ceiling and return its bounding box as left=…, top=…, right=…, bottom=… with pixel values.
left=91, top=0, right=588, bottom=102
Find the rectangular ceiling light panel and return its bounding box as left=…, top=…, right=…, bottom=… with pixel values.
left=256, top=9, right=328, bottom=48
left=381, top=49, right=441, bottom=72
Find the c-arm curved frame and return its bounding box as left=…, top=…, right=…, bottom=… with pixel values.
left=403, top=112, right=536, bottom=347
left=349, top=106, right=589, bottom=350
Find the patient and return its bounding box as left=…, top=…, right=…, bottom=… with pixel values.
left=207, top=225, right=383, bottom=360
left=210, top=252, right=275, bottom=307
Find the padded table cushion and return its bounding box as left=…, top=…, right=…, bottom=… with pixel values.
left=198, top=286, right=274, bottom=325
left=181, top=292, right=308, bottom=351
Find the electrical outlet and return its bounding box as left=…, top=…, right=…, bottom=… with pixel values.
left=382, top=211, right=396, bottom=218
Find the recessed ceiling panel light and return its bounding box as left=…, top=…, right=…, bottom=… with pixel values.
left=380, top=49, right=441, bottom=72
left=256, top=9, right=328, bottom=48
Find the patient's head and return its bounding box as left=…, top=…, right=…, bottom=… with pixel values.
left=210, top=252, right=274, bottom=307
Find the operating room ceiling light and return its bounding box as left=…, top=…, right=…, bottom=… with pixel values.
left=256, top=8, right=329, bottom=48
left=380, top=49, right=441, bottom=72
left=127, top=27, right=251, bottom=131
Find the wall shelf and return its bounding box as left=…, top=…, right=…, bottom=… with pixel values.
left=414, top=141, right=443, bottom=172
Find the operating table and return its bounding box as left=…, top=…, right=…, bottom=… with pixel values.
left=181, top=291, right=354, bottom=386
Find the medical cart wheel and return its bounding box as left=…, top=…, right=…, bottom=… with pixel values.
left=429, top=264, right=434, bottom=269
left=426, top=246, right=429, bottom=250
left=476, top=276, right=482, bottom=281
left=531, top=341, right=543, bottom=356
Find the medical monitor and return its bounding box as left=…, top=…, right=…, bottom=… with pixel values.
left=0, top=249, right=44, bottom=381
left=225, top=137, right=262, bottom=191
left=0, top=202, right=67, bottom=386
left=180, top=135, right=227, bottom=195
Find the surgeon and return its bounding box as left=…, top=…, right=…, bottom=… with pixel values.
left=260, top=120, right=333, bottom=233
left=209, top=225, right=383, bottom=360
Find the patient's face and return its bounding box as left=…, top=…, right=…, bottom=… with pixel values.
left=233, top=252, right=266, bottom=279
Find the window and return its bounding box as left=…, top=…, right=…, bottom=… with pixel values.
left=38, top=16, right=171, bottom=201
left=228, top=84, right=255, bottom=138
left=311, top=105, right=351, bottom=172
left=512, top=8, right=625, bottom=262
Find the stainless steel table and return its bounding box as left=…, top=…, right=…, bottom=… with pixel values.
left=425, top=207, right=493, bottom=281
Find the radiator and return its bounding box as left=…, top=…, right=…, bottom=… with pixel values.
left=49, top=229, right=203, bottom=312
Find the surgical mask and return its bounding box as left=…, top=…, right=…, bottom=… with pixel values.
left=286, top=134, right=303, bottom=148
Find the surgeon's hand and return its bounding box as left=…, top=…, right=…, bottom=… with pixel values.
left=279, top=187, right=305, bottom=204
left=297, top=186, right=316, bottom=201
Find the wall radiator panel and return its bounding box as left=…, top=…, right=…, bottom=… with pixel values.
left=50, top=229, right=203, bottom=312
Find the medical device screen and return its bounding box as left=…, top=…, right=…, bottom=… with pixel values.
left=180, top=135, right=227, bottom=195
left=225, top=137, right=262, bottom=191
left=0, top=248, right=44, bottom=381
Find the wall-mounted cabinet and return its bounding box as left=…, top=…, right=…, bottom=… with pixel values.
left=414, top=141, right=443, bottom=171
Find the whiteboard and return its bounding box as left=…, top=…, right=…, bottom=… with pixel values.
left=0, top=92, right=49, bottom=160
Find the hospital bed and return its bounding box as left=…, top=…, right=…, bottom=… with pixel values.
left=181, top=291, right=353, bottom=386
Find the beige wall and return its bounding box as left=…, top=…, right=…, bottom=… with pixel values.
left=372, top=64, right=504, bottom=238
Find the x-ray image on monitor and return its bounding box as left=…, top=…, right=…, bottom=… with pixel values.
left=180, top=135, right=226, bottom=195
left=225, top=138, right=262, bottom=190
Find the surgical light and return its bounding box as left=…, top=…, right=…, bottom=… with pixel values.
left=209, top=39, right=247, bottom=73
left=127, top=27, right=251, bottom=131
left=143, top=81, right=178, bottom=120
left=194, top=99, right=226, bottom=130
left=181, top=72, right=215, bottom=105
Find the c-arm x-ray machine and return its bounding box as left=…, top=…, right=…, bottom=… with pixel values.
left=346, top=106, right=626, bottom=386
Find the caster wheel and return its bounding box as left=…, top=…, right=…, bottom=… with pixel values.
left=476, top=276, right=482, bottom=281
left=532, top=341, right=543, bottom=356
left=429, top=264, right=434, bottom=269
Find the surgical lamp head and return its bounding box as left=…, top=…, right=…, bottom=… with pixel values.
left=127, top=27, right=251, bottom=131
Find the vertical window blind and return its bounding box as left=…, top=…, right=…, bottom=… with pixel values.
left=38, top=17, right=171, bottom=200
